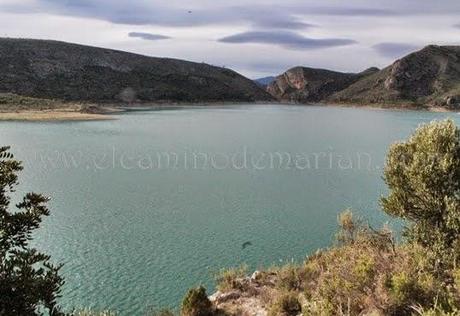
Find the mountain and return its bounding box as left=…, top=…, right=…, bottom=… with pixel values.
left=0, top=38, right=273, bottom=104
left=329, top=45, right=460, bottom=107
left=267, top=45, right=460, bottom=109
left=266, top=66, right=379, bottom=103
left=254, top=76, right=276, bottom=87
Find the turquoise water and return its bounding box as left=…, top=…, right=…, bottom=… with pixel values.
left=0, top=104, right=458, bottom=314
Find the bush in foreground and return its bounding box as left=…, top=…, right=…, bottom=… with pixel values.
left=0, top=146, right=64, bottom=316
left=382, top=119, right=460, bottom=262
left=181, top=286, right=214, bottom=316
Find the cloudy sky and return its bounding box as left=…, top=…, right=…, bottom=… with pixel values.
left=1, top=0, right=460, bottom=78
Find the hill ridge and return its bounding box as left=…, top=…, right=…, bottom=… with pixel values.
left=0, top=38, right=273, bottom=104
left=267, top=44, right=460, bottom=108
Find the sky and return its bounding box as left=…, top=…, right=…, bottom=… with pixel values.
left=1, top=0, right=460, bottom=78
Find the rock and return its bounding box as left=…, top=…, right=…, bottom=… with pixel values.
left=445, top=95, right=460, bottom=107
left=212, top=290, right=242, bottom=304
left=209, top=271, right=279, bottom=315
left=208, top=291, right=222, bottom=302
left=251, top=270, right=261, bottom=281
left=267, top=66, right=376, bottom=103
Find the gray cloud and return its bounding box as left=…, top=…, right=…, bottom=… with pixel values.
left=1, top=0, right=458, bottom=78
left=454, top=23, right=460, bottom=29
left=218, top=31, right=356, bottom=50
left=309, top=7, right=395, bottom=16
left=3, top=0, right=455, bottom=29
left=128, top=32, right=171, bottom=41
left=372, top=42, right=420, bottom=58
left=251, top=18, right=314, bottom=30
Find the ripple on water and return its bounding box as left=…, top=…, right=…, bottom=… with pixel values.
left=2, top=105, right=457, bottom=314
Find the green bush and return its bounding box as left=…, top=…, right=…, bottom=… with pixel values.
left=181, top=286, right=214, bottom=316
left=335, top=209, right=357, bottom=245
left=276, top=263, right=305, bottom=291
left=381, top=119, right=460, bottom=262
left=386, top=271, right=433, bottom=310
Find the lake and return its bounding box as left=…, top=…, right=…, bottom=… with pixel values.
left=0, top=104, right=458, bottom=314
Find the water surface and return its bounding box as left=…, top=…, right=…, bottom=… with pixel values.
left=0, top=104, right=457, bottom=314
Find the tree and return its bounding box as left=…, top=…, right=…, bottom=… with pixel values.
left=381, top=119, right=460, bottom=261
left=0, top=146, right=64, bottom=315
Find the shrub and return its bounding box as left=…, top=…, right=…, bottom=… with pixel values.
left=181, top=286, right=214, bottom=316
left=386, top=272, right=431, bottom=309
left=276, top=263, right=305, bottom=291
left=268, top=291, right=301, bottom=316
left=312, top=247, right=377, bottom=315
left=453, top=269, right=460, bottom=291
left=298, top=221, right=453, bottom=315
left=381, top=119, right=460, bottom=262
left=336, top=209, right=357, bottom=245
left=383, top=242, right=458, bottom=315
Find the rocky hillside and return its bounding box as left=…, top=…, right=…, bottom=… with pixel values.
left=267, top=45, right=460, bottom=108
left=0, top=38, right=273, bottom=104
left=267, top=66, right=379, bottom=103
left=329, top=45, right=460, bottom=107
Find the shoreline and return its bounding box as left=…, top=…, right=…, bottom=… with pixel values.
left=0, top=102, right=458, bottom=122
left=0, top=109, right=114, bottom=122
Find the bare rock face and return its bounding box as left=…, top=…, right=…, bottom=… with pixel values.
left=0, top=38, right=273, bottom=104
left=383, top=46, right=442, bottom=97
left=267, top=66, right=377, bottom=103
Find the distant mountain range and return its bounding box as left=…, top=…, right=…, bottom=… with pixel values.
left=1, top=38, right=459, bottom=110
left=267, top=45, right=460, bottom=109
left=254, top=76, right=276, bottom=87
left=0, top=38, right=272, bottom=105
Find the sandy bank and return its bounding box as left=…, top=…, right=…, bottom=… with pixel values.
left=0, top=109, right=113, bottom=121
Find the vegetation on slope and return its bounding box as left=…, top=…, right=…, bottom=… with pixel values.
left=0, top=38, right=273, bottom=106
left=329, top=46, right=460, bottom=108
left=267, top=45, right=460, bottom=109
left=0, top=93, right=65, bottom=111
